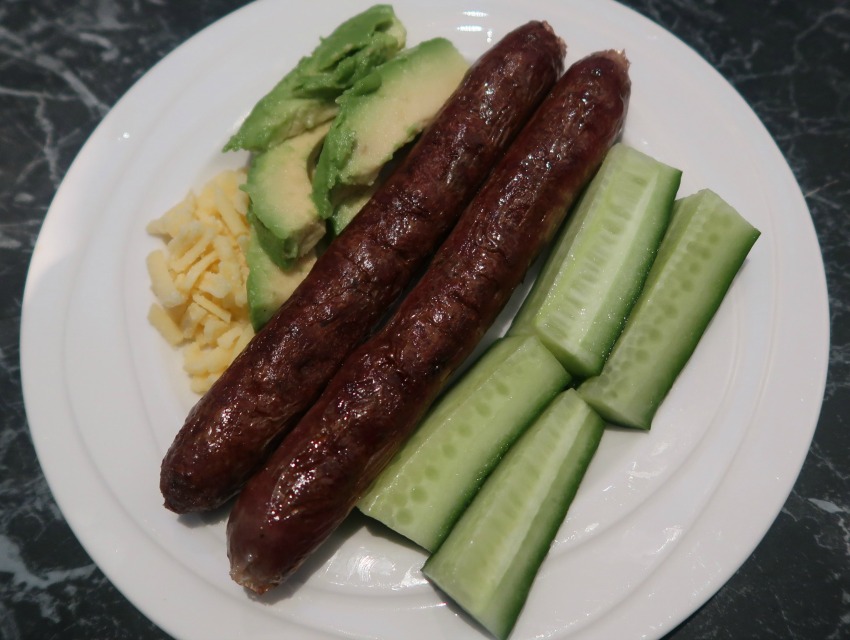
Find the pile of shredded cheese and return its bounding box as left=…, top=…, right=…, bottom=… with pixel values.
left=146, top=169, right=255, bottom=393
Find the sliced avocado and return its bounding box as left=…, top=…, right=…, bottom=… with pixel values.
left=243, top=122, right=330, bottom=263
left=232, top=98, right=338, bottom=154
left=294, top=6, right=406, bottom=99
left=224, top=5, right=406, bottom=153
left=311, top=37, right=469, bottom=220
left=331, top=184, right=378, bottom=235
left=246, top=209, right=291, bottom=270
left=329, top=139, right=411, bottom=234
left=246, top=226, right=317, bottom=331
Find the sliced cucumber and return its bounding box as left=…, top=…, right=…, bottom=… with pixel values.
left=358, top=335, right=570, bottom=552
left=423, top=389, right=604, bottom=640
left=509, top=143, right=681, bottom=378
left=578, top=189, right=761, bottom=429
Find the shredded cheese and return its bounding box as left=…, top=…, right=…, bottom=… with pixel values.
left=146, top=169, right=254, bottom=393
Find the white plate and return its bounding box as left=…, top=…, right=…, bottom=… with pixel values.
left=20, top=0, right=829, bottom=638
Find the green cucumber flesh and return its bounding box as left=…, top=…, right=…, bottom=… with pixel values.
left=423, top=389, right=604, bottom=640
left=509, top=143, right=681, bottom=378
left=358, top=335, right=570, bottom=552
left=578, top=188, right=761, bottom=429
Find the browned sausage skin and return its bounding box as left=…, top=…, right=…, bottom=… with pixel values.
left=159, top=21, right=566, bottom=514
left=227, top=49, right=631, bottom=593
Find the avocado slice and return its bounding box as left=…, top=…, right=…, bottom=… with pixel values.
left=246, top=226, right=317, bottom=331
left=243, top=122, right=330, bottom=264
left=224, top=5, right=406, bottom=153
left=246, top=209, right=292, bottom=271
left=311, top=37, right=469, bottom=221
left=330, top=184, right=378, bottom=235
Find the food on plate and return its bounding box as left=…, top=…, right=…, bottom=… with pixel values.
left=405, top=165, right=758, bottom=638
left=330, top=182, right=378, bottom=235
left=145, top=169, right=254, bottom=393
left=245, top=227, right=317, bottom=332
left=359, top=144, right=680, bottom=552
left=243, top=34, right=469, bottom=331
left=311, top=37, right=469, bottom=220
left=578, top=188, right=761, bottom=429
left=151, top=6, right=763, bottom=635
left=243, top=122, right=330, bottom=268
left=423, top=388, right=605, bottom=640
left=509, top=143, right=682, bottom=378
left=159, top=20, right=567, bottom=514
left=225, top=48, right=631, bottom=594
left=224, top=4, right=406, bottom=153
left=358, top=335, right=571, bottom=552
left=236, top=5, right=411, bottom=330
left=241, top=119, right=329, bottom=331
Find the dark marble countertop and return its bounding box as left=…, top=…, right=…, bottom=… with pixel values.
left=2, top=1, right=847, bottom=639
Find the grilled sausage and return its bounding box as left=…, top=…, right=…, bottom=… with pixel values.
left=227, top=49, right=631, bottom=593
left=160, top=21, right=566, bottom=513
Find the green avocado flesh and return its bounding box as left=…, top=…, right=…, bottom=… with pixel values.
left=224, top=4, right=406, bottom=153
left=245, top=225, right=317, bottom=331
left=243, top=122, right=330, bottom=264
left=331, top=184, right=378, bottom=235
left=312, top=37, right=468, bottom=220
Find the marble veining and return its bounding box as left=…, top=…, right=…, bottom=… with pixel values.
left=1, top=1, right=848, bottom=639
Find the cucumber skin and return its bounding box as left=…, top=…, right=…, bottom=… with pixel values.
left=578, top=189, right=761, bottom=429
left=330, top=185, right=376, bottom=235
left=423, top=390, right=604, bottom=640
left=509, top=143, right=682, bottom=379
left=358, top=335, right=570, bottom=552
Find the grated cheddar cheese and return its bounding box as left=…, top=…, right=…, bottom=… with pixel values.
left=146, top=169, right=254, bottom=393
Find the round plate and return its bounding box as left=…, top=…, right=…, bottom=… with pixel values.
left=20, top=1, right=829, bottom=638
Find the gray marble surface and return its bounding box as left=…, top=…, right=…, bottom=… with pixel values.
left=2, top=1, right=848, bottom=638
